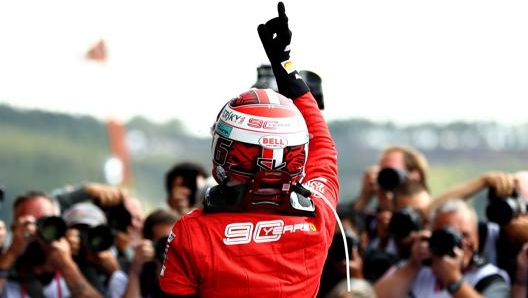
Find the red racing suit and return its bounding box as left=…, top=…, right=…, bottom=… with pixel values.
left=159, top=91, right=339, bottom=298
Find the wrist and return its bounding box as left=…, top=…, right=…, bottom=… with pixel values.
left=270, top=62, right=309, bottom=100
left=0, top=268, right=10, bottom=278
left=1, top=248, right=19, bottom=267
left=445, top=277, right=464, bottom=295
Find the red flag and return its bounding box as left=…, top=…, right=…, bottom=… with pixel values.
left=86, top=39, right=107, bottom=62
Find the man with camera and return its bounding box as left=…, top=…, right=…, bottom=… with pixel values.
left=374, top=199, right=510, bottom=298
left=0, top=191, right=102, bottom=298
left=352, top=145, right=430, bottom=269
left=164, top=161, right=209, bottom=218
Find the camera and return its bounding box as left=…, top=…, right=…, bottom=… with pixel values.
left=485, top=187, right=527, bottom=226
left=154, top=236, right=169, bottom=262
left=104, top=202, right=132, bottom=232
left=82, top=225, right=114, bottom=252
left=428, top=227, right=463, bottom=257
left=388, top=207, right=422, bottom=239
left=377, top=168, right=407, bottom=191
left=37, top=216, right=67, bottom=242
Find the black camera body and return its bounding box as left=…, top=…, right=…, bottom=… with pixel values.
left=388, top=207, right=422, bottom=239
left=37, top=216, right=67, bottom=242
left=81, top=224, right=114, bottom=252
left=377, top=168, right=407, bottom=192
left=154, top=236, right=169, bottom=263
left=486, top=187, right=527, bottom=226
left=104, top=202, right=132, bottom=232
left=428, top=227, right=463, bottom=257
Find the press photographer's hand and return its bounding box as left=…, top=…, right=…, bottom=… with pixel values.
left=431, top=246, right=464, bottom=286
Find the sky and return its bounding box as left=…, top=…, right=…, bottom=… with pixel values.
left=0, top=0, right=527, bottom=137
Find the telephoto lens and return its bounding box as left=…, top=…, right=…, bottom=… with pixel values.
left=486, top=187, right=527, bottom=226
left=388, top=207, right=422, bottom=239
left=377, top=168, right=407, bottom=191
left=37, top=216, right=67, bottom=242
left=85, top=225, right=114, bottom=252
left=428, top=227, right=463, bottom=257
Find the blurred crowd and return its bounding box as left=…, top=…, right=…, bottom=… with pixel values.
left=1, top=148, right=526, bottom=298
left=0, top=161, right=211, bottom=298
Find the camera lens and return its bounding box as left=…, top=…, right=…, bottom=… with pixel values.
left=486, top=187, right=526, bottom=226
left=389, top=207, right=422, bottom=239
left=85, top=225, right=114, bottom=252
left=428, top=227, right=463, bottom=257
left=37, top=216, right=67, bottom=242
left=377, top=168, right=406, bottom=191
left=486, top=199, right=517, bottom=226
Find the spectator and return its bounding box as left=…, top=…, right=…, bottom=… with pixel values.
left=112, top=196, right=145, bottom=274
left=353, top=145, right=429, bottom=213
left=429, top=170, right=528, bottom=279
left=115, top=208, right=178, bottom=298
left=361, top=180, right=432, bottom=282
left=62, top=202, right=123, bottom=296
left=352, top=145, right=429, bottom=264
left=164, top=161, right=208, bottom=217
left=159, top=2, right=339, bottom=297
left=374, top=199, right=510, bottom=298
left=0, top=191, right=102, bottom=298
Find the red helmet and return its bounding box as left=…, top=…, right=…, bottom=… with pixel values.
left=210, top=88, right=310, bottom=211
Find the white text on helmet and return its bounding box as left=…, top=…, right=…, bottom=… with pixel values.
left=221, top=110, right=245, bottom=124
left=248, top=118, right=279, bottom=129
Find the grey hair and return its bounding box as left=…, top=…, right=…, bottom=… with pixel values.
left=323, top=278, right=377, bottom=298
left=429, top=198, right=477, bottom=226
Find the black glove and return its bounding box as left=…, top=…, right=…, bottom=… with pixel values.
left=257, top=2, right=309, bottom=100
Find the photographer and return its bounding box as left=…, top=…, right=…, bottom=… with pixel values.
left=354, top=180, right=432, bottom=283
left=374, top=199, right=510, bottom=298
left=352, top=145, right=429, bottom=259
left=114, top=208, right=178, bottom=298
left=353, top=145, right=429, bottom=213
left=164, top=161, right=209, bottom=218
left=430, top=170, right=528, bottom=277
left=62, top=202, right=124, bottom=296
left=0, top=191, right=102, bottom=298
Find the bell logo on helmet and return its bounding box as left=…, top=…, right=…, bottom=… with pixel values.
left=259, top=136, right=288, bottom=149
